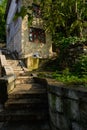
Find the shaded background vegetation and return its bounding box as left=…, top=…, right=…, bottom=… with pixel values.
left=0, top=0, right=6, bottom=43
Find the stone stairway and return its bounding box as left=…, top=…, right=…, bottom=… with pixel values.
left=0, top=57, right=50, bottom=130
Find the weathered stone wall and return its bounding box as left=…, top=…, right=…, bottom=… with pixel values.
left=47, top=80, right=87, bottom=130
left=21, top=16, right=53, bottom=59
left=21, top=0, right=53, bottom=59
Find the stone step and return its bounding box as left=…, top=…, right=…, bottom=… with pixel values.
left=7, top=60, right=26, bottom=74
left=9, top=83, right=47, bottom=95
left=7, top=60, right=19, bottom=66
left=7, top=60, right=28, bottom=72
left=7, top=83, right=47, bottom=102
left=12, top=68, right=23, bottom=70
left=15, top=76, right=32, bottom=84
left=0, top=109, right=49, bottom=122
left=0, top=120, right=50, bottom=130
left=5, top=98, right=48, bottom=110
left=8, top=92, right=48, bottom=100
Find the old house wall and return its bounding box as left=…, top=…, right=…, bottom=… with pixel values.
left=21, top=0, right=53, bottom=70
left=6, top=0, right=22, bottom=54
left=21, top=0, right=53, bottom=58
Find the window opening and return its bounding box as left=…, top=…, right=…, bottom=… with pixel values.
left=29, top=27, right=46, bottom=43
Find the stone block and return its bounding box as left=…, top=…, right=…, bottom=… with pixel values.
left=50, top=123, right=59, bottom=130
left=48, top=93, right=56, bottom=111
left=0, top=74, right=16, bottom=94
left=4, top=75, right=16, bottom=84
left=70, top=100, right=80, bottom=121
left=68, top=89, right=79, bottom=100
left=4, top=66, right=14, bottom=76
left=55, top=113, right=70, bottom=130
left=7, top=80, right=15, bottom=93
left=63, top=98, right=71, bottom=118
left=49, top=109, right=57, bottom=127
left=0, top=55, right=8, bottom=66
left=63, top=99, right=80, bottom=121
left=72, top=122, right=83, bottom=130
left=48, top=83, right=63, bottom=96
left=56, top=96, right=63, bottom=113
left=80, top=102, right=87, bottom=128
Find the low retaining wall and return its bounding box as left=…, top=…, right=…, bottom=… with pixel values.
left=48, top=79, right=87, bottom=130
left=33, top=77, right=87, bottom=130
left=0, top=53, right=16, bottom=105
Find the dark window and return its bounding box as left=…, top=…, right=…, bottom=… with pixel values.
left=29, top=27, right=46, bottom=43
left=32, top=4, right=41, bottom=18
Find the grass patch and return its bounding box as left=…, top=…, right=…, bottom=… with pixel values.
left=37, top=69, right=87, bottom=87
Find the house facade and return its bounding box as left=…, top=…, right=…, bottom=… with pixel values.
left=5, top=0, right=53, bottom=70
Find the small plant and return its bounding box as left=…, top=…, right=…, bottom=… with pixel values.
left=73, top=55, right=87, bottom=76
left=52, top=67, right=87, bottom=86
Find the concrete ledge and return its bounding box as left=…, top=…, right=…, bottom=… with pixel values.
left=3, top=66, right=14, bottom=76
left=0, top=74, right=16, bottom=94
left=0, top=55, right=8, bottom=66
left=0, top=54, right=14, bottom=76
left=0, top=54, right=16, bottom=104
left=1, top=74, right=16, bottom=84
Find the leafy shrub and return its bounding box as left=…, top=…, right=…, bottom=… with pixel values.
left=52, top=67, right=87, bottom=86
left=73, top=55, right=87, bottom=76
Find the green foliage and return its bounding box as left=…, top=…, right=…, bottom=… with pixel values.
left=40, top=0, right=87, bottom=46
left=54, top=36, right=86, bottom=49
left=52, top=68, right=87, bottom=86
left=0, top=0, right=6, bottom=42
left=73, top=54, right=87, bottom=76
left=13, top=6, right=27, bottom=20
left=14, top=0, right=87, bottom=46
left=14, top=5, right=33, bottom=27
